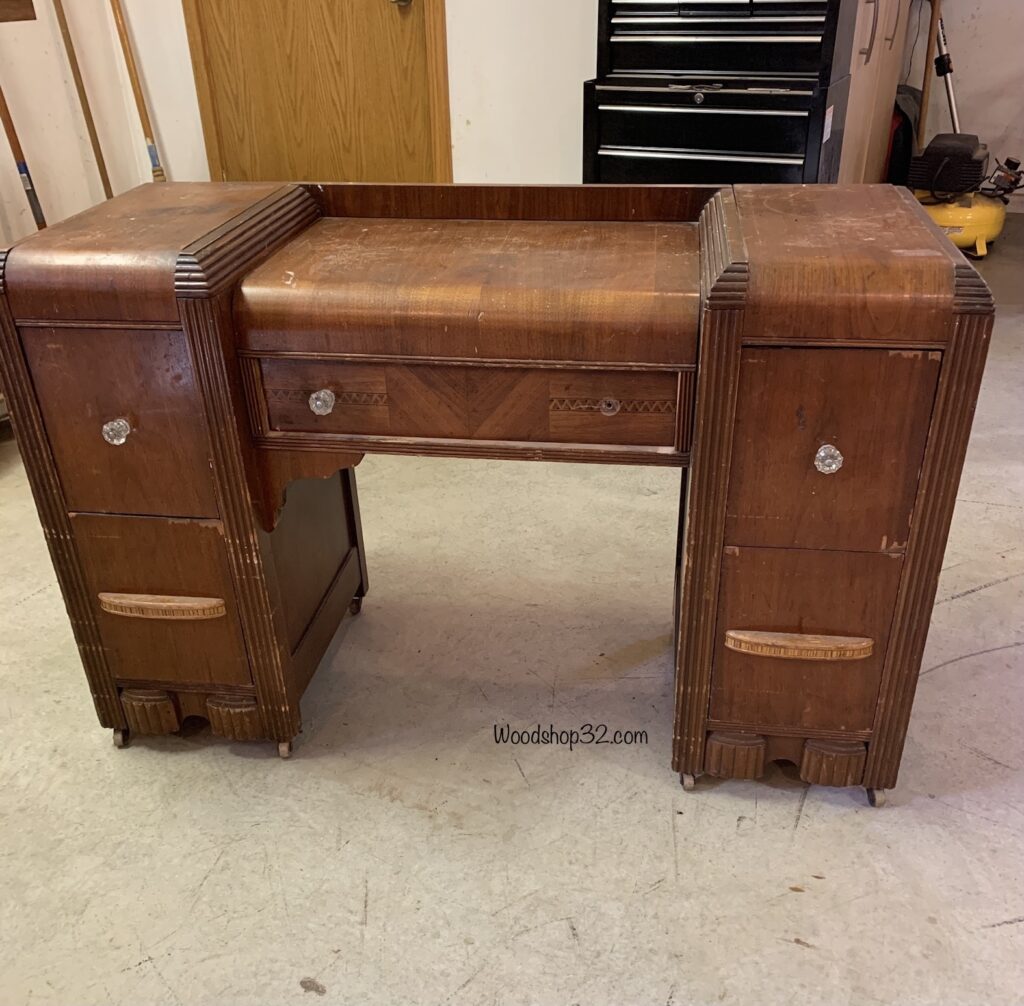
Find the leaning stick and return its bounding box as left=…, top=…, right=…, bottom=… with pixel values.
left=0, top=81, right=46, bottom=228
left=109, top=0, right=166, bottom=181
left=54, top=0, right=113, bottom=198
left=917, top=0, right=942, bottom=150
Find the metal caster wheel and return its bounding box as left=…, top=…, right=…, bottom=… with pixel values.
left=348, top=596, right=363, bottom=616
left=112, top=728, right=130, bottom=749
left=681, top=773, right=696, bottom=792
left=278, top=741, right=293, bottom=759
left=867, top=788, right=887, bottom=808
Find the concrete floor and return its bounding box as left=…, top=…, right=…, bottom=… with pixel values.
left=1, top=220, right=1022, bottom=1006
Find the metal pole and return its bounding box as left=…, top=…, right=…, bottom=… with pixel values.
left=936, top=17, right=960, bottom=133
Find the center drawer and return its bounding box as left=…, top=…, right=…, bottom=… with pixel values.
left=253, top=360, right=685, bottom=449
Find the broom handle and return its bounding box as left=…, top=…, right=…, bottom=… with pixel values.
left=917, top=0, right=942, bottom=149
left=109, top=0, right=166, bottom=181
left=0, top=82, right=46, bottom=228
left=54, top=0, right=113, bottom=198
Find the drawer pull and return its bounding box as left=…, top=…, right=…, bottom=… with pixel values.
left=308, top=388, right=336, bottom=416
left=814, top=443, right=844, bottom=474
left=725, top=630, right=874, bottom=661
left=600, top=397, right=622, bottom=416
left=98, top=592, right=227, bottom=620
left=101, top=417, right=132, bottom=446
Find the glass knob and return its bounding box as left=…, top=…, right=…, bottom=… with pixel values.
left=308, top=389, right=336, bottom=416
left=600, top=398, right=621, bottom=417
left=101, top=418, right=132, bottom=446
left=814, top=444, right=844, bottom=474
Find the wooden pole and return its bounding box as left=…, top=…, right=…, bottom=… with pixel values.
left=917, top=0, right=942, bottom=149
left=109, top=0, right=166, bottom=181
left=53, top=0, right=113, bottom=198
left=0, top=81, right=46, bottom=228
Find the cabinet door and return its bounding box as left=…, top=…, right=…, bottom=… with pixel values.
left=863, top=0, right=911, bottom=182
left=838, top=0, right=885, bottom=183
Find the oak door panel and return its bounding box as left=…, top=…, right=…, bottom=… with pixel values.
left=23, top=328, right=218, bottom=518
left=725, top=347, right=940, bottom=552
left=710, top=546, right=904, bottom=733
left=183, top=0, right=451, bottom=183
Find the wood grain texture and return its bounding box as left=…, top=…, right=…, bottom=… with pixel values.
left=0, top=0, right=34, bottom=22
left=21, top=327, right=219, bottom=518
left=98, top=593, right=226, bottom=620
left=314, top=183, right=716, bottom=223
left=258, top=360, right=683, bottom=449
left=72, top=513, right=251, bottom=688
left=711, top=546, right=904, bottom=733
left=183, top=0, right=450, bottom=183
left=734, top=185, right=957, bottom=343
left=672, top=189, right=747, bottom=777
left=0, top=281, right=124, bottom=729
left=237, top=216, right=700, bottom=366
left=4, top=183, right=287, bottom=322
left=724, top=630, right=874, bottom=662
left=865, top=306, right=994, bottom=790
left=724, top=346, right=941, bottom=552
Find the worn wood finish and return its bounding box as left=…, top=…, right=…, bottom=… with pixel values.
left=725, top=346, right=941, bottom=552
left=72, top=513, right=251, bottom=688
left=183, top=0, right=451, bottom=183
left=4, top=182, right=286, bottom=322
left=314, top=183, right=718, bottom=223
left=0, top=181, right=993, bottom=794
left=724, top=630, right=874, bottom=662
left=238, top=217, right=700, bottom=366
left=22, top=327, right=218, bottom=518
left=98, top=593, right=227, bottom=620
left=0, top=0, right=34, bottom=20
left=711, top=546, right=904, bottom=733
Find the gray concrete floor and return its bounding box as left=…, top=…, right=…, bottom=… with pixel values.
left=1, top=219, right=1022, bottom=1006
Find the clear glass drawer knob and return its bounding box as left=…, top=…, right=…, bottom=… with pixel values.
left=814, top=443, right=844, bottom=474
left=101, top=418, right=132, bottom=446
left=600, top=398, right=621, bottom=417
left=308, top=389, right=336, bottom=416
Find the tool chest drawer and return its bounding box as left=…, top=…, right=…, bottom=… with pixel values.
left=22, top=327, right=218, bottom=518
left=709, top=546, right=904, bottom=734
left=593, top=147, right=805, bottom=183
left=253, top=360, right=687, bottom=450
left=71, top=513, right=251, bottom=689
left=725, top=347, right=940, bottom=553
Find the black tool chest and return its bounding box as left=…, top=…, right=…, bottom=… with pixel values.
left=584, top=0, right=857, bottom=184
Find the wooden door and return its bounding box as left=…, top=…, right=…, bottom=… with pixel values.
left=183, top=0, right=451, bottom=183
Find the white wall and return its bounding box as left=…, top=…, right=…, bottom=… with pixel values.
left=2, top=0, right=1020, bottom=242
left=445, top=0, right=596, bottom=184
left=903, top=0, right=1024, bottom=208
left=0, top=0, right=206, bottom=245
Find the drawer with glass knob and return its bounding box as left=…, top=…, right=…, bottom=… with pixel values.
left=724, top=347, right=942, bottom=552
left=21, top=327, right=218, bottom=518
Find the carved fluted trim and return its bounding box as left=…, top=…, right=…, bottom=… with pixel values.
left=704, top=732, right=766, bottom=780
left=865, top=309, right=994, bottom=789
left=0, top=288, right=124, bottom=728
left=800, top=739, right=866, bottom=787
left=175, top=186, right=319, bottom=298
left=953, top=264, right=995, bottom=315
left=207, top=695, right=265, bottom=741
left=120, top=689, right=180, bottom=735
left=180, top=296, right=299, bottom=741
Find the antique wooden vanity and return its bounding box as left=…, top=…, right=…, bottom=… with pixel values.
left=0, top=182, right=993, bottom=804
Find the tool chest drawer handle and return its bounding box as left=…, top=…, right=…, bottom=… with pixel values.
left=725, top=630, right=874, bottom=661
left=98, top=593, right=227, bottom=620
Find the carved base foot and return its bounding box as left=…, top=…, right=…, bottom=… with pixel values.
left=112, top=728, right=130, bottom=749
left=867, top=788, right=887, bottom=808
left=704, top=731, right=766, bottom=780
left=278, top=741, right=293, bottom=759
left=349, top=596, right=363, bottom=616
left=681, top=773, right=697, bottom=792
